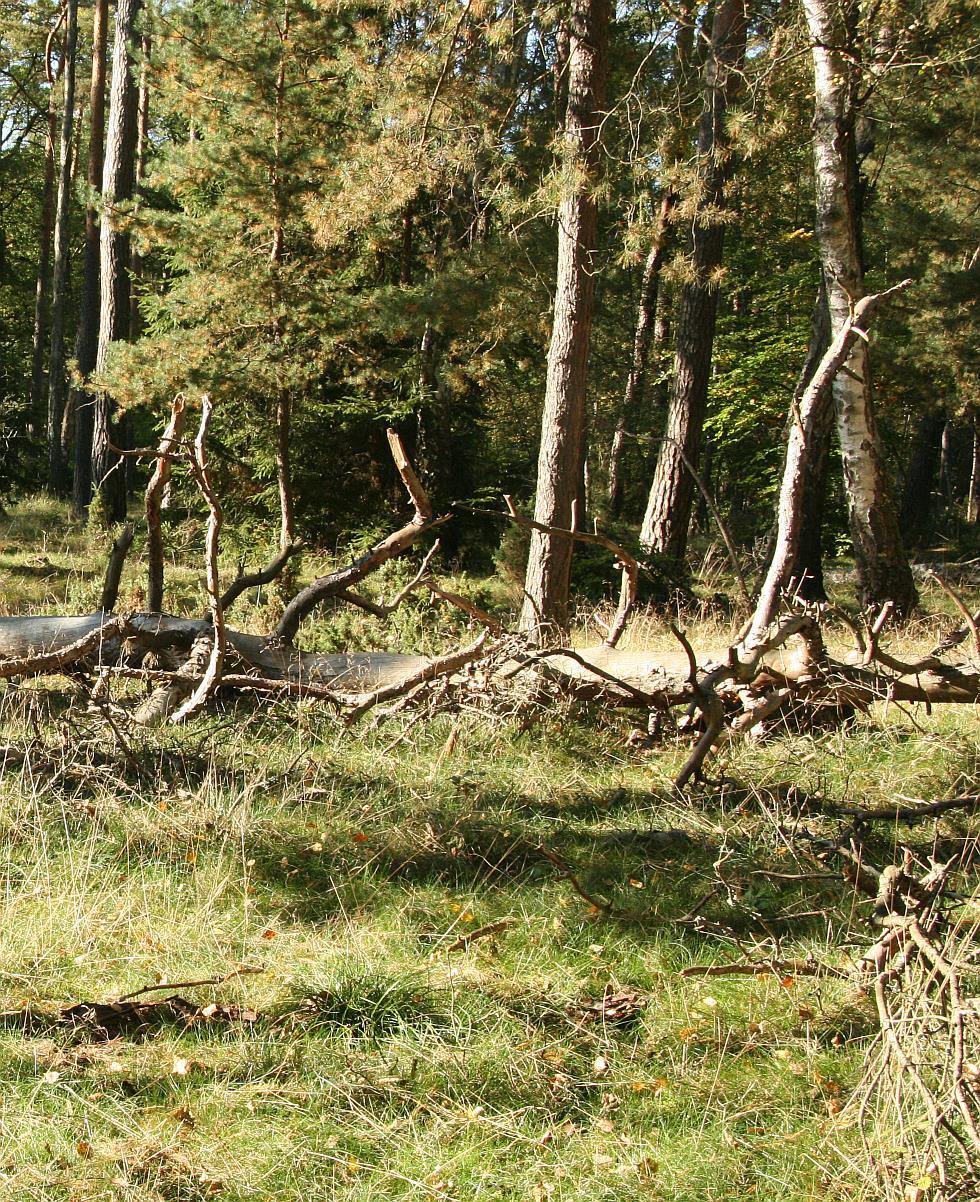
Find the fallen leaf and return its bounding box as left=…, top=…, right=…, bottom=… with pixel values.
left=76, top=1141, right=93, bottom=1158
left=593, top=1054, right=609, bottom=1075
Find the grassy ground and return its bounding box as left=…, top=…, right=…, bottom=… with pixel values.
left=1, top=498, right=977, bottom=1201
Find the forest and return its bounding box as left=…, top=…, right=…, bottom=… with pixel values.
left=0, top=1, right=979, bottom=1200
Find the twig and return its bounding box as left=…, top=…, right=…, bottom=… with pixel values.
left=927, top=570, right=980, bottom=660
left=537, top=845, right=621, bottom=916
left=681, top=958, right=845, bottom=980
left=444, top=917, right=517, bottom=953
left=116, top=965, right=266, bottom=1003
left=343, top=632, right=492, bottom=724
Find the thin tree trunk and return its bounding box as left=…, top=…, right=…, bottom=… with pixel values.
left=270, top=0, right=295, bottom=552
left=802, top=0, right=916, bottom=613
left=967, top=417, right=979, bottom=524
left=608, top=192, right=675, bottom=517
left=520, top=0, right=610, bottom=641
left=128, top=31, right=151, bottom=341
left=939, top=417, right=954, bottom=503
left=46, top=0, right=78, bottom=495
left=787, top=279, right=832, bottom=599
left=639, top=0, right=748, bottom=565
left=744, top=281, right=910, bottom=647
left=71, top=0, right=109, bottom=517
left=30, top=95, right=58, bottom=426
left=92, top=0, right=143, bottom=521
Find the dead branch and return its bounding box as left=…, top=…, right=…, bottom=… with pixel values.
left=99, top=523, right=135, bottom=612
left=273, top=430, right=449, bottom=645
left=220, top=541, right=302, bottom=612
left=809, top=793, right=980, bottom=825
left=0, top=614, right=129, bottom=680
left=343, top=631, right=492, bottom=724
left=116, top=965, right=266, bottom=1003
left=443, top=917, right=517, bottom=953
left=680, top=957, right=844, bottom=979
left=928, top=569, right=980, bottom=660
left=537, top=845, right=620, bottom=915
left=334, top=542, right=441, bottom=618
left=145, top=395, right=186, bottom=612
left=171, top=397, right=225, bottom=723
left=669, top=622, right=726, bottom=789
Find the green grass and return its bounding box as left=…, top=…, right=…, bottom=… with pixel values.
left=0, top=496, right=977, bottom=1200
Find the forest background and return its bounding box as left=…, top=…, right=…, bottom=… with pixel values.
left=1, top=0, right=976, bottom=597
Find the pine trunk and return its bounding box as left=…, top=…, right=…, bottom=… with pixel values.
left=30, top=96, right=58, bottom=426
left=46, top=0, right=78, bottom=496
left=71, top=0, right=109, bottom=517
left=92, top=0, right=143, bottom=521
left=519, top=0, right=610, bottom=641
left=639, top=0, right=747, bottom=565
left=802, top=0, right=916, bottom=613
left=128, top=32, right=151, bottom=340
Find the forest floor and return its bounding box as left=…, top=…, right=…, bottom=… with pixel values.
left=1, top=497, right=978, bottom=1202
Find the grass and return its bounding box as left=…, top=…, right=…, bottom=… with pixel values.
left=0, top=497, right=978, bottom=1200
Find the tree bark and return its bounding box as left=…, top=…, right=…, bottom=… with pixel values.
left=607, top=192, right=675, bottom=518
left=520, top=0, right=610, bottom=641
left=639, top=0, right=748, bottom=565
left=744, top=280, right=911, bottom=648
left=46, top=0, right=78, bottom=496
left=968, top=416, right=979, bottom=525
left=71, top=0, right=109, bottom=517
left=787, top=280, right=832, bottom=599
left=30, top=94, right=58, bottom=427
left=802, top=0, right=916, bottom=614
left=92, top=0, right=143, bottom=521
left=128, top=31, right=151, bottom=341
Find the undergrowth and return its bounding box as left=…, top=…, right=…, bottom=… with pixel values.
left=0, top=497, right=977, bottom=1201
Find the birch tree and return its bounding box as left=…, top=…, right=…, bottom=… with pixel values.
left=802, top=0, right=916, bottom=613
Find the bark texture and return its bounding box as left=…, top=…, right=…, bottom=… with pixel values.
left=92, top=0, right=143, bottom=521
left=45, top=0, right=78, bottom=495
left=30, top=95, right=57, bottom=425
left=803, top=0, right=916, bottom=613
left=745, top=281, right=911, bottom=647
left=786, top=280, right=832, bottom=599
left=639, top=0, right=747, bottom=564
left=71, top=0, right=109, bottom=516
left=520, top=0, right=610, bottom=640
